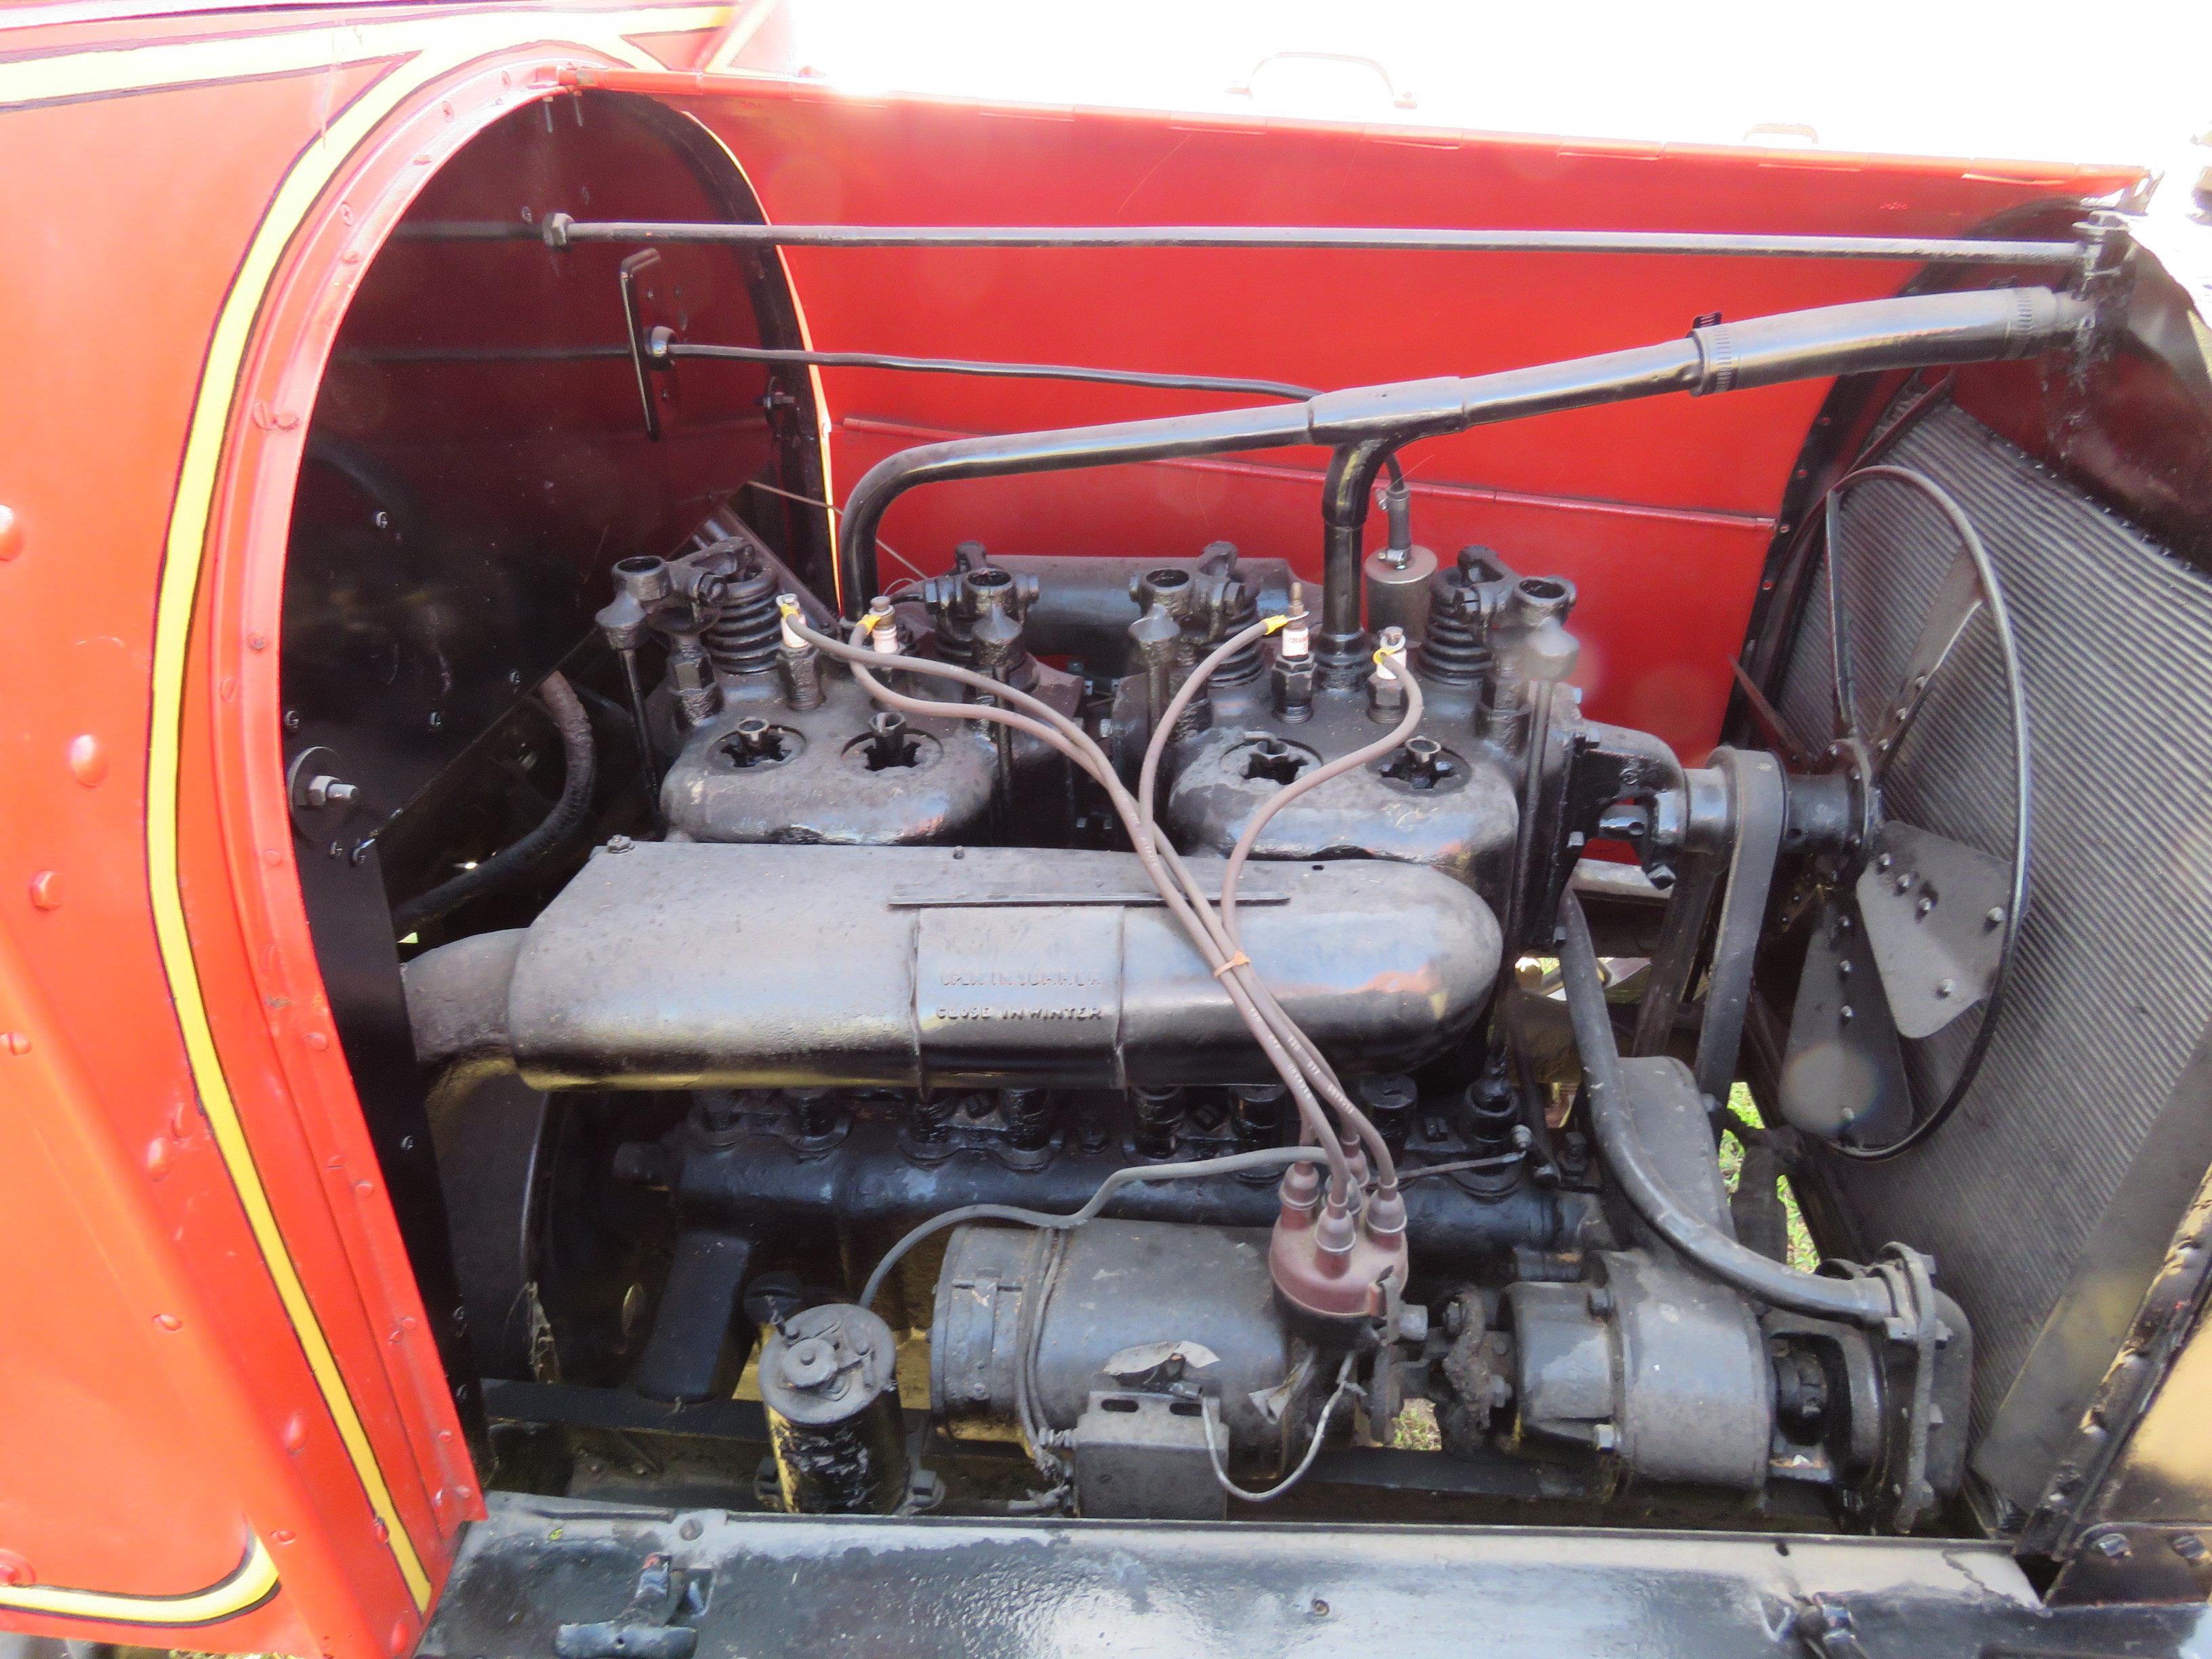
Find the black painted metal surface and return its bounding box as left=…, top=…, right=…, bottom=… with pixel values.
left=423, top=1492, right=2212, bottom=1659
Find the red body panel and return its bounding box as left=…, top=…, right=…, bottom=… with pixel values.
left=0, top=5, right=2137, bottom=1653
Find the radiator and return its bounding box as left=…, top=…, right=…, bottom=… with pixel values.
left=1772, top=399, right=2212, bottom=1489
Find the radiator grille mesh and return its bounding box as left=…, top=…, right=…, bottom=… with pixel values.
left=1774, top=401, right=2212, bottom=1440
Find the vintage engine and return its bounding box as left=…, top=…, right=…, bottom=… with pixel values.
left=404, top=488, right=1971, bottom=1530
left=380, top=228, right=2115, bottom=1535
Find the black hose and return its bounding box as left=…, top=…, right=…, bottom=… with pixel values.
left=392, top=672, right=596, bottom=938
left=1555, top=890, right=1895, bottom=1326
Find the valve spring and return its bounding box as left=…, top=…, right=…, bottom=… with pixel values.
left=1004, top=1088, right=1054, bottom=1152
left=1210, top=586, right=1266, bottom=687
left=1465, top=1073, right=1521, bottom=1160
left=1132, top=1086, right=1185, bottom=1160
left=703, top=558, right=783, bottom=676
left=1355, top=1075, right=1419, bottom=1158
left=906, top=1093, right=957, bottom=1146
left=1231, top=1083, right=1286, bottom=1150
left=787, top=1088, right=838, bottom=1141
left=1170, top=647, right=1212, bottom=743
left=1419, top=587, right=1491, bottom=687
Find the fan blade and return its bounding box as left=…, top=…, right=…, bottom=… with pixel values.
left=1780, top=897, right=1913, bottom=1145
left=1853, top=819, right=2009, bottom=1040
left=1823, top=493, right=1864, bottom=741
left=1727, top=659, right=1813, bottom=771
left=1868, top=546, right=1983, bottom=773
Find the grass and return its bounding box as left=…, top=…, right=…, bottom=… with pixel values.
left=1718, top=1082, right=1819, bottom=1271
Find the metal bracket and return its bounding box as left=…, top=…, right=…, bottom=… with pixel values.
left=618, top=248, right=668, bottom=440
left=2050, top=1523, right=2212, bottom=1607
left=1795, top=1597, right=1870, bottom=1659
left=552, top=1553, right=708, bottom=1659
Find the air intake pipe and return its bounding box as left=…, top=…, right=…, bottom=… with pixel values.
left=832, top=286, right=2089, bottom=617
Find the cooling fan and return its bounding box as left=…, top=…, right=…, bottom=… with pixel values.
left=1745, top=463, right=2030, bottom=1160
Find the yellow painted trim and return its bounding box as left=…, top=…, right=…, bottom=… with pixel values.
left=0, top=4, right=733, bottom=107
left=0, top=1535, right=279, bottom=1626
left=0, top=0, right=731, bottom=1617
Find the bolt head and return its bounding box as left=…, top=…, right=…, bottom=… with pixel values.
left=2092, top=1532, right=2131, bottom=1559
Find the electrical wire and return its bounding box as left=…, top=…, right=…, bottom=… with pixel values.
left=672, top=344, right=1406, bottom=488
left=1200, top=1351, right=1359, bottom=1504
left=668, top=340, right=1322, bottom=404
left=786, top=613, right=1357, bottom=1195
left=1133, top=608, right=1402, bottom=1188
left=855, top=1146, right=1326, bottom=1309
left=1219, top=651, right=1425, bottom=950
left=729, top=476, right=927, bottom=581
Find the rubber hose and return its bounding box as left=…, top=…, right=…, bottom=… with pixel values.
left=393, top=672, right=596, bottom=937
left=1555, top=890, right=1894, bottom=1326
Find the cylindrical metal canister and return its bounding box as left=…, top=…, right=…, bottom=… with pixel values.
left=1364, top=542, right=1439, bottom=648
left=758, top=1303, right=909, bottom=1514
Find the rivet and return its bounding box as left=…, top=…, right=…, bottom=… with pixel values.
left=247, top=632, right=269, bottom=652
left=304, top=1029, right=329, bottom=1051
left=263, top=848, right=283, bottom=867
left=372, top=1518, right=390, bottom=1542
left=0, top=504, right=22, bottom=561
left=389, top=1616, right=414, bottom=1656
left=67, top=733, right=108, bottom=786
left=28, top=870, right=61, bottom=910
left=3, top=1033, right=30, bottom=1056
left=1986, top=907, right=2005, bottom=927
left=1895, top=872, right=1912, bottom=893
left=153, top=1313, right=183, bottom=1331
left=0, top=1549, right=33, bottom=1587
left=1839, top=1004, right=1855, bottom=1023
left=354, top=1179, right=375, bottom=1196
left=145, top=1138, right=173, bottom=1180
left=1309, top=1599, right=1330, bottom=1619
left=220, top=676, right=238, bottom=702
left=283, top=1413, right=308, bottom=1454
left=272, top=1529, right=297, bottom=1545
left=1936, top=979, right=1956, bottom=998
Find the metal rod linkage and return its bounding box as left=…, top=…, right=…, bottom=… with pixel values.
left=503, top=214, right=2083, bottom=266
left=827, top=285, right=2089, bottom=617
